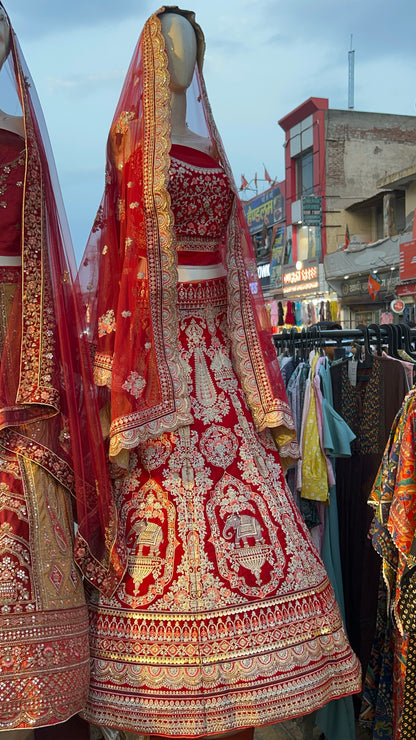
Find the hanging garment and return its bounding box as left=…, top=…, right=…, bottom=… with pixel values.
left=285, top=301, right=295, bottom=325
left=269, top=300, right=278, bottom=331
left=315, top=357, right=357, bottom=740
left=299, top=352, right=331, bottom=504
left=362, top=389, right=416, bottom=739
left=295, top=301, right=302, bottom=326
left=82, top=135, right=361, bottom=740
left=330, top=356, right=407, bottom=698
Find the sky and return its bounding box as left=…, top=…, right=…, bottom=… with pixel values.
left=7, top=0, right=416, bottom=263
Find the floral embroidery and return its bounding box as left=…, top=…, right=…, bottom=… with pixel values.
left=98, top=309, right=116, bottom=338
left=115, top=110, right=135, bottom=135
left=122, top=371, right=146, bottom=399
left=169, top=156, right=233, bottom=242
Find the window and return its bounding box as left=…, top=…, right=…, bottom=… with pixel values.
left=283, top=226, right=293, bottom=265
left=297, top=225, right=321, bottom=262
left=290, top=115, right=313, bottom=157
left=296, top=150, right=314, bottom=198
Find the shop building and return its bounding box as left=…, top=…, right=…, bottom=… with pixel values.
left=276, top=98, right=416, bottom=328
left=377, top=165, right=416, bottom=324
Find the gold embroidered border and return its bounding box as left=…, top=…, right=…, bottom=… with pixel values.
left=197, top=73, right=296, bottom=439
left=0, top=428, right=74, bottom=492
left=15, top=57, right=59, bottom=411
left=83, top=639, right=361, bottom=735
left=0, top=605, right=89, bottom=729
left=109, top=14, right=194, bottom=456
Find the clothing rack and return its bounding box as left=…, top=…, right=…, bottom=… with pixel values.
left=272, top=324, right=416, bottom=361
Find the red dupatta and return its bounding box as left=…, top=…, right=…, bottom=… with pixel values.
left=78, top=6, right=298, bottom=468
left=0, top=5, right=126, bottom=596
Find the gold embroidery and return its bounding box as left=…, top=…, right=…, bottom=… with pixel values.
left=98, top=308, right=116, bottom=337
left=115, top=110, right=135, bottom=135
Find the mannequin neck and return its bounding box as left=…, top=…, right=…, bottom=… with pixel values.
left=170, top=90, right=188, bottom=138
left=170, top=90, right=213, bottom=156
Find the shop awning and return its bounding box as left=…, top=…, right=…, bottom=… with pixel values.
left=324, top=237, right=400, bottom=304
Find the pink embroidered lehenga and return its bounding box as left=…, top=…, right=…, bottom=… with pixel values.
left=78, top=7, right=361, bottom=737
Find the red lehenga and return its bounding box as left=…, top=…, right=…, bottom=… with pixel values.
left=79, top=7, right=361, bottom=737
left=0, top=4, right=125, bottom=730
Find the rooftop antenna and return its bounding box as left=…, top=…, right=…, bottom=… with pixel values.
left=348, top=34, right=355, bottom=110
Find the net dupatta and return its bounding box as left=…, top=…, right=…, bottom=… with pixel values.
left=0, top=8, right=126, bottom=597
left=78, top=6, right=298, bottom=468
left=195, top=68, right=298, bottom=465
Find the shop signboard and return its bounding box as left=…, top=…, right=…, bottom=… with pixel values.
left=302, top=195, right=322, bottom=226
left=399, top=237, right=416, bottom=282
left=397, top=283, right=416, bottom=296
left=282, top=261, right=319, bottom=296
left=270, top=223, right=285, bottom=287
left=341, top=276, right=384, bottom=298
left=390, top=298, right=405, bottom=314
left=257, top=262, right=271, bottom=289
left=243, top=185, right=284, bottom=234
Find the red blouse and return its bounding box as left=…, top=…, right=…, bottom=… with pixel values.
left=169, top=144, right=234, bottom=266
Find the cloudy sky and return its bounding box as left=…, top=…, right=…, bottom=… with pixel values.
left=7, top=0, right=416, bottom=262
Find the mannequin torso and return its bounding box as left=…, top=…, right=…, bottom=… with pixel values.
left=0, top=109, right=24, bottom=138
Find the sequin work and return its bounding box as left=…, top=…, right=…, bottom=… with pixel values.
left=0, top=138, right=89, bottom=729
left=84, top=147, right=361, bottom=736
left=0, top=454, right=89, bottom=728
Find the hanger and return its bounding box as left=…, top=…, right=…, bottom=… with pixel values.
left=383, top=324, right=399, bottom=358
left=394, top=324, right=403, bottom=352
left=368, top=324, right=382, bottom=356
left=400, top=324, right=416, bottom=360
left=289, top=327, right=298, bottom=363
left=299, top=328, right=307, bottom=362
left=357, top=324, right=373, bottom=368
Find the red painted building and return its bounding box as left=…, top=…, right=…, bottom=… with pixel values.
left=279, top=97, right=328, bottom=265
left=276, top=98, right=416, bottom=327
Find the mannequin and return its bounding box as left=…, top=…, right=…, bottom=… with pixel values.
left=79, top=7, right=361, bottom=739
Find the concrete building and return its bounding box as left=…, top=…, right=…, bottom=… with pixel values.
left=275, top=97, right=416, bottom=327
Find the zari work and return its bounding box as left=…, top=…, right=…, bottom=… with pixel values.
left=0, top=454, right=89, bottom=728
left=79, top=7, right=361, bottom=735
left=83, top=142, right=361, bottom=735
left=0, top=4, right=123, bottom=729
left=0, top=96, right=89, bottom=731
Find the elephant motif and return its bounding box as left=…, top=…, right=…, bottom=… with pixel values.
left=223, top=513, right=263, bottom=547
left=132, top=519, right=163, bottom=556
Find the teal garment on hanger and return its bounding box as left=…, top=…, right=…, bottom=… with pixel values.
left=316, top=358, right=357, bottom=740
